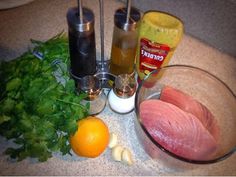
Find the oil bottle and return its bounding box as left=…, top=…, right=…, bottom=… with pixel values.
left=109, top=1, right=141, bottom=76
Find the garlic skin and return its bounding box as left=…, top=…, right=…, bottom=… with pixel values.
left=108, top=133, right=118, bottom=148
left=112, top=145, right=124, bottom=161
left=121, top=148, right=133, bottom=165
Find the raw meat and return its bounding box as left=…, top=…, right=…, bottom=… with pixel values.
left=140, top=99, right=218, bottom=160
left=160, top=86, right=220, bottom=141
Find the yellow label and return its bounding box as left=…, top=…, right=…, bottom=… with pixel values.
left=136, top=11, right=184, bottom=80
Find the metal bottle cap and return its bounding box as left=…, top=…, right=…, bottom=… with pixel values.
left=114, top=7, right=141, bottom=31
left=114, top=74, right=136, bottom=98
left=67, top=7, right=94, bottom=32
left=77, top=75, right=102, bottom=100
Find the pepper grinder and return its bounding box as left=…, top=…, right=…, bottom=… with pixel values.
left=109, top=0, right=141, bottom=76
left=108, top=74, right=136, bottom=114
left=67, top=0, right=96, bottom=79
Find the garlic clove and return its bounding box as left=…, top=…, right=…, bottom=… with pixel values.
left=111, top=145, right=124, bottom=161
left=121, top=148, right=133, bottom=165
left=108, top=133, right=118, bottom=148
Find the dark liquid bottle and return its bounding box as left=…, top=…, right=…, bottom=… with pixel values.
left=67, top=7, right=96, bottom=78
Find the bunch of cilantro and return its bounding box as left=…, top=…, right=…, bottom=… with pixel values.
left=0, top=33, right=89, bottom=162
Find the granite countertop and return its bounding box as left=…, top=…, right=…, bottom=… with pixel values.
left=0, top=0, right=235, bottom=176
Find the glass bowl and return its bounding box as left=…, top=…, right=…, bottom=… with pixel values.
left=134, top=65, right=236, bottom=166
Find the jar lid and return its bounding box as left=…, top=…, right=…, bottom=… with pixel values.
left=114, top=74, right=136, bottom=98
left=77, top=75, right=102, bottom=100
left=67, top=7, right=94, bottom=32
left=114, top=7, right=141, bottom=31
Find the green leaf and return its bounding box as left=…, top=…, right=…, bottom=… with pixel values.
left=2, top=98, right=16, bottom=112
left=0, top=115, right=11, bottom=124
left=19, top=116, right=33, bottom=131
left=36, top=99, right=56, bottom=115
left=36, top=121, right=57, bottom=141
left=38, top=151, right=52, bottom=162
left=64, top=118, right=78, bottom=135
left=57, top=135, right=71, bottom=155
left=5, top=147, right=21, bottom=159
left=73, top=92, right=88, bottom=102
left=0, top=32, right=89, bottom=162
left=13, top=137, right=25, bottom=145
left=65, top=79, right=75, bottom=93
left=15, top=102, right=24, bottom=113
left=6, top=78, right=21, bottom=91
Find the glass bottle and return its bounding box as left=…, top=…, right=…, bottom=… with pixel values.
left=67, top=6, right=96, bottom=79
left=109, top=7, right=141, bottom=76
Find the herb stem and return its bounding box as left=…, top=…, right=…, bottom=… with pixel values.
left=56, top=98, right=87, bottom=110
left=40, top=83, right=59, bottom=95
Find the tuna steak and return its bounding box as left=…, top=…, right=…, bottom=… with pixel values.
left=160, top=86, right=220, bottom=141
left=140, top=99, right=218, bottom=160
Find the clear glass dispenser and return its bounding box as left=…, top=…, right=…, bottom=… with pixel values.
left=109, top=2, right=141, bottom=76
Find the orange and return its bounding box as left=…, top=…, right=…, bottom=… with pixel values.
left=70, top=116, right=110, bottom=158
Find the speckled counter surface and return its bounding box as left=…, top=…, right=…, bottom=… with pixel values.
left=0, top=0, right=236, bottom=176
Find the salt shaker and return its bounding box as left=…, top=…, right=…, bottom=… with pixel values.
left=108, top=74, right=136, bottom=114
left=78, top=75, right=106, bottom=115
